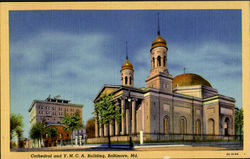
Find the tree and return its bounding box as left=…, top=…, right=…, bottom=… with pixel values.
left=30, top=122, right=45, bottom=148
left=235, top=107, right=243, bottom=136
left=10, top=113, right=24, bottom=148
left=86, top=118, right=95, bottom=138
left=45, top=127, right=58, bottom=146
left=94, top=93, right=121, bottom=148
left=61, top=112, right=83, bottom=145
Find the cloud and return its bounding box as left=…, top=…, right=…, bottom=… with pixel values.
left=10, top=30, right=121, bottom=137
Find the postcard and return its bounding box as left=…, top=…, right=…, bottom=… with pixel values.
left=1, top=1, right=250, bottom=159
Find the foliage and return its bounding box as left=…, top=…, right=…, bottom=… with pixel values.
left=62, top=112, right=83, bottom=145
left=94, top=93, right=121, bottom=125
left=45, top=127, right=58, bottom=138
left=18, top=140, right=25, bottom=148
left=86, top=118, right=95, bottom=138
left=30, top=122, right=45, bottom=145
left=235, top=107, right=243, bottom=135
left=45, top=126, right=58, bottom=147
left=10, top=113, right=24, bottom=140
left=94, top=93, right=121, bottom=148
left=10, top=141, right=17, bottom=148
left=62, top=112, right=83, bottom=133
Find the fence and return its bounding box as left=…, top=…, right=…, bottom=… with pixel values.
left=87, top=133, right=243, bottom=144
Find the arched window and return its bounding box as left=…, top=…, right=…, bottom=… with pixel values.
left=125, top=76, right=128, bottom=85
left=180, top=117, right=187, bottom=134
left=152, top=57, right=155, bottom=68
left=157, top=56, right=161, bottom=66
left=196, top=119, right=201, bottom=134
left=129, top=76, right=132, bottom=85
left=208, top=118, right=215, bottom=135
left=224, top=117, right=230, bottom=136
left=164, top=56, right=166, bottom=67
left=164, top=116, right=169, bottom=134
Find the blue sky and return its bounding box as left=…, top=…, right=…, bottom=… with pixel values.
left=9, top=10, right=242, bottom=138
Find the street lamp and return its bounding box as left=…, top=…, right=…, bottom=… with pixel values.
left=127, top=89, right=134, bottom=149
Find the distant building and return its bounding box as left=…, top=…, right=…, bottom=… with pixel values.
left=28, top=96, right=83, bottom=127
left=28, top=96, right=83, bottom=147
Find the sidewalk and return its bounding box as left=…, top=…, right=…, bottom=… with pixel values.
left=11, top=141, right=243, bottom=151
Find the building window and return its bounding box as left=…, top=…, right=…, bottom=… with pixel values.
left=157, top=56, right=161, bottom=66
left=125, top=76, right=128, bottom=85
left=180, top=117, right=187, bottom=134
left=224, top=117, right=230, bottom=136
left=164, top=56, right=166, bottom=67
left=129, top=76, right=132, bottom=85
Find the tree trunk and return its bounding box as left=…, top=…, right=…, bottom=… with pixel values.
left=108, top=130, right=111, bottom=148
left=71, top=133, right=73, bottom=146
left=38, top=139, right=41, bottom=148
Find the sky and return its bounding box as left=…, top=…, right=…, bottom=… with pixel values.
left=9, top=10, right=242, bottom=138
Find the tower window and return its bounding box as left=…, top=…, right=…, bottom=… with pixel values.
left=152, top=57, right=155, bottom=68
left=129, top=76, right=132, bottom=85
left=125, top=76, right=128, bottom=85
left=157, top=56, right=161, bottom=66
left=164, top=56, right=166, bottom=67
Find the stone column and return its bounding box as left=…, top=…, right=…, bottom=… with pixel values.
left=115, top=100, right=119, bottom=136
left=128, top=100, right=132, bottom=135
left=110, top=121, right=114, bottom=136
left=126, top=107, right=129, bottom=135
left=95, top=116, right=100, bottom=137
left=122, top=98, right=126, bottom=135
left=132, top=99, right=137, bottom=134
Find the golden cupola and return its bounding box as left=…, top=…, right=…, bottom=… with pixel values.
left=173, top=73, right=212, bottom=88
left=151, top=33, right=167, bottom=50
left=121, top=57, right=134, bottom=71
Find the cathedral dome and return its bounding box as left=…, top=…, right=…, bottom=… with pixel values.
left=173, top=73, right=212, bottom=88
left=151, top=34, right=167, bottom=50
left=121, top=58, right=134, bottom=71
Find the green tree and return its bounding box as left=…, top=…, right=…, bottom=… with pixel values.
left=30, top=122, right=45, bottom=148
left=61, top=112, right=83, bottom=146
left=94, top=93, right=121, bottom=148
left=10, top=113, right=24, bottom=148
left=235, top=107, right=243, bottom=136
left=45, top=127, right=58, bottom=146
left=86, top=118, right=96, bottom=138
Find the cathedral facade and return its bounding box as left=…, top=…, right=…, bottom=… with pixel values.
left=93, top=30, right=235, bottom=140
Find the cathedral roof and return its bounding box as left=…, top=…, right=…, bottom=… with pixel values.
left=173, top=73, right=212, bottom=88
left=121, top=58, right=134, bottom=71
left=151, top=34, right=167, bottom=50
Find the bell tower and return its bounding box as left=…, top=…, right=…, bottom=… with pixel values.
left=121, top=42, right=134, bottom=87
left=146, top=14, right=173, bottom=93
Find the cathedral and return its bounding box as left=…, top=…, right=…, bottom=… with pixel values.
left=93, top=27, right=235, bottom=141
